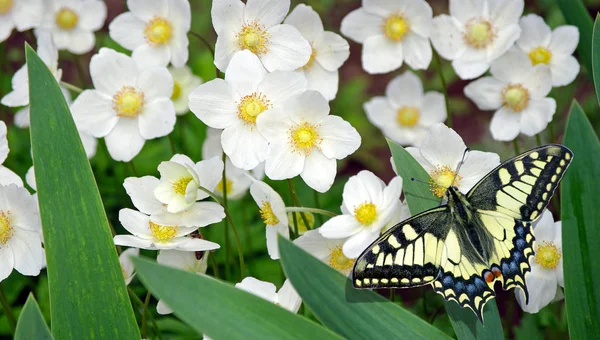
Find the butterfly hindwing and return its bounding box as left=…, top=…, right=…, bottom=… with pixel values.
left=353, top=207, right=451, bottom=289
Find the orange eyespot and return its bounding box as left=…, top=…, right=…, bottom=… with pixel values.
left=485, top=272, right=495, bottom=283
left=492, top=268, right=502, bottom=277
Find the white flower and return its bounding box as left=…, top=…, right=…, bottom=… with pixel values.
left=71, top=48, right=176, bottom=162
left=189, top=50, right=307, bottom=170
left=431, top=0, right=523, bottom=79
left=0, top=184, right=44, bottom=282
left=235, top=277, right=301, bottom=313
left=0, top=0, right=43, bottom=43
left=211, top=0, right=311, bottom=72
left=114, top=208, right=221, bottom=251
left=249, top=180, right=289, bottom=260
left=156, top=248, right=209, bottom=315
left=364, top=71, right=446, bottom=146
left=516, top=14, right=580, bottom=87
left=119, top=247, right=139, bottom=285
left=405, top=123, right=500, bottom=198
left=516, top=210, right=563, bottom=313
left=340, top=0, right=433, bottom=74
left=318, top=171, right=403, bottom=258
left=464, top=48, right=556, bottom=141
left=36, top=0, right=106, bottom=54
left=0, top=121, right=23, bottom=187
left=109, top=0, right=191, bottom=68
left=295, top=230, right=355, bottom=275
left=284, top=4, right=349, bottom=100
left=154, top=155, right=203, bottom=213
left=256, top=90, right=360, bottom=193
left=123, top=156, right=225, bottom=228
left=169, top=66, right=202, bottom=115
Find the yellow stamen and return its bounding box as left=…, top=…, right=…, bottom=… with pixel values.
left=172, top=176, right=193, bottom=196
left=289, top=122, right=322, bottom=155
left=502, top=83, right=529, bottom=112
left=237, top=21, right=270, bottom=55
left=0, top=0, right=13, bottom=15
left=328, top=246, right=356, bottom=274
left=171, top=81, right=182, bottom=100
left=301, top=48, right=317, bottom=70
left=260, top=201, right=279, bottom=226
left=528, top=46, right=552, bottom=65
left=149, top=221, right=178, bottom=242
left=354, top=202, right=377, bottom=225
left=383, top=14, right=409, bottom=42
left=237, top=93, right=270, bottom=125
left=215, top=178, right=233, bottom=195
left=429, top=165, right=462, bottom=198
left=113, top=86, right=145, bottom=118
left=55, top=7, right=78, bottom=30
left=0, top=211, right=13, bottom=245
left=145, top=17, right=172, bottom=46
left=397, top=107, right=420, bottom=127
left=535, top=241, right=561, bottom=270
left=463, top=18, right=496, bottom=48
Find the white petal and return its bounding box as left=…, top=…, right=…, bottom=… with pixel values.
left=318, top=115, right=361, bottom=160
left=319, top=215, right=362, bottom=239
left=0, top=245, right=14, bottom=281
left=128, top=0, right=167, bottom=21
left=78, top=0, right=107, bottom=31
left=12, top=0, right=43, bottom=31
left=277, top=279, right=302, bottom=313
left=362, top=35, right=403, bottom=74
left=1, top=67, right=29, bottom=107
left=489, top=48, right=532, bottom=83
left=522, top=65, right=552, bottom=98
left=138, top=99, right=176, bottom=139
left=119, top=208, right=151, bottom=237
left=283, top=4, right=323, bottom=42
left=137, top=67, right=173, bottom=100
left=549, top=26, right=579, bottom=55
left=489, top=0, right=524, bottom=28
left=90, top=48, right=139, bottom=95
left=26, top=166, right=37, bottom=190
left=401, top=0, right=433, bottom=37
left=312, top=34, right=349, bottom=71
left=167, top=0, right=191, bottom=31
left=419, top=92, right=447, bottom=125
left=211, top=0, right=244, bottom=34
left=516, top=271, right=558, bottom=314
left=420, top=123, right=466, bottom=169
left=71, top=90, right=118, bottom=138
left=132, top=44, right=171, bottom=68
left=340, top=8, right=382, bottom=43
left=64, top=29, right=96, bottom=54
left=249, top=180, right=287, bottom=224
left=430, top=15, right=466, bottom=60
left=221, top=122, right=267, bottom=170
left=14, top=107, right=31, bottom=128
left=490, top=107, right=521, bottom=141
left=174, top=238, right=220, bottom=251
left=264, top=140, right=304, bottom=180
left=531, top=210, right=556, bottom=242
left=449, top=0, right=485, bottom=23
left=235, top=277, right=277, bottom=303
left=266, top=224, right=289, bottom=259
left=379, top=176, right=403, bottom=214
left=183, top=202, right=225, bottom=227
left=0, top=121, right=7, bottom=163
left=301, top=151, right=336, bottom=193
left=519, top=98, right=555, bottom=136
left=451, top=59, right=490, bottom=80
left=262, top=24, right=311, bottom=72
left=257, top=70, right=307, bottom=108
left=386, top=71, right=423, bottom=108
left=156, top=299, right=173, bottom=315
left=224, top=50, right=266, bottom=97
left=188, top=79, right=238, bottom=129
left=104, top=118, right=145, bottom=162
left=456, top=150, right=501, bottom=192
left=113, top=235, right=154, bottom=248
left=286, top=90, right=329, bottom=124
left=549, top=54, right=579, bottom=87
left=517, top=14, right=551, bottom=52
left=342, top=170, right=385, bottom=212
left=194, top=156, right=225, bottom=194
left=304, top=64, right=339, bottom=101
left=463, top=77, right=504, bottom=110
left=488, top=24, right=522, bottom=61
left=10, top=229, right=43, bottom=276
left=214, top=29, right=239, bottom=72
left=402, top=34, right=432, bottom=70
left=342, top=230, right=379, bottom=259
left=294, top=229, right=332, bottom=259
left=0, top=167, right=24, bottom=187
left=255, top=108, right=292, bottom=142
left=364, top=96, right=396, bottom=129
left=245, top=0, right=289, bottom=28
left=124, top=176, right=164, bottom=214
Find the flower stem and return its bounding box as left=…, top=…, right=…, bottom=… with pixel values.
left=285, top=207, right=338, bottom=217
left=535, top=134, right=542, bottom=146
left=189, top=31, right=215, bottom=57
left=512, top=139, right=520, bottom=154
left=128, top=160, right=139, bottom=177
left=60, top=81, right=83, bottom=94
left=287, top=179, right=311, bottom=238
left=167, top=134, right=177, bottom=155
left=141, top=291, right=151, bottom=339
left=128, top=287, right=161, bottom=340
left=222, top=154, right=231, bottom=279
left=313, top=190, right=323, bottom=225
left=0, top=283, right=16, bottom=334
left=433, top=51, right=452, bottom=128
left=209, top=251, right=220, bottom=279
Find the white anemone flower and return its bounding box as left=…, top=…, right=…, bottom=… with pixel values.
left=169, top=66, right=202, bottom=115
left=0, top=121, right=23, bottom=187
left=235, top=277, right=302, bottom=313
left=189, top=50, right=307, bottom=170
left=114, top=208, right=221, bottom=251
left=294, top=230, right=355, bottom=276
left=516, top=14, right=580, bottom=87
left=464, top=48, right=556, bottom=141
left=364, top=71, right=446, bottom=146
left=249, top=180, right=289, bottom=260
left=318, top=171, right=403, bottom=258
left=109, top=0, right=191, bottom=68
left=154, top=155, right=203, bottom=213
left=211, top=0, right=311, bottom=72
left=431, top=0, right=523, bottom=79
left=284, top=4, right=349, bottom=100
left=119, top=247, right=139, bottom=285
left=516, top=210, right=563, bottom=313
left=156, top=248, right=209, bottom=315
left=71, top=48, right=176, bottom=162
left=405, top=123, right=500, bottom=198
left=256, top=90, right=360, bottom=193
left=340, top=0, right=433, bottom=74
left=36, top=0, right=107, bottom=54
left=0, top=0, right=43, bottom=43
left=0, top=184, right=44, bottom=282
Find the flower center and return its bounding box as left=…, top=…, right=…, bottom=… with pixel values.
left=215, top=177, right=233, bottom=195
left=354, top=202, right=377, bottom=225
left=237, top=21, right=270, bottom=55
left=0, top=0, right=13, bottom=14
left=464, top=18, right=495, bottom=48
left=528, top=46, right=552, bottom=66
left=383, top=14, right=409, bottom=42
left=396, top=107, right=420, bottom=127
left=0, top=211, right=14, bottom=245
left=113, top=86, right=145, bottom=118
left=173, top=176, right=193, bottom=196
left=289, top=122, right=322, bottom=155
left=429, top=165, right=462, bottom=198
left=502, top=83, right=529, bottom=112
left=149, top=221, right=178, bottom=242
left=145, top=17, right=172, bottom=46
left=238, top=93, right=270, bottom=125
left=55, top=7, right=78, bottom=30
left=287, top=212, right=314, bottom=234
left=535, top=241, right=561, bottom=270
left=328, top=246, right=356, bottom=274
left=260, top=201, right=279, bottom=226
left=171, top=81, right=182, bottom=100
left=301, top=48, right=317, bottom=70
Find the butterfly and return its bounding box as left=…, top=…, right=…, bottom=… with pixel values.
left=352, top=144, right=573, bottom=322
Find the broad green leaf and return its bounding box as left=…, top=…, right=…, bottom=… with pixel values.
left=557, top=0, right=593, bottom=74
left=132, top=257, right=342, bottom=340
left=15, top=294, right=52, bottom=340
left=388, top=140, right=504, bottom=340
left=278, top=236, right=451, bottom=340
left=593, top=14, right=600, bottom=106
left=561, top=101, right=600, bottom=339
left=26, top=45, right=139, bottom=339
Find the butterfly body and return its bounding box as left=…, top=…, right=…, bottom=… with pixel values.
left=352, top=144, right=573, bottom=322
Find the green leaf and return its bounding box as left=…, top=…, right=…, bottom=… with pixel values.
left=26, top=45, right=139, bottom=339
left=593, top=14, right=600, bottom=106
left=557, top=0, right=593, bottom=74
left=15, top=294, right=52, bottom=340
left=278, top=236, right=451, bottom=340
left=132, top=256, right=342, bottom=340
left=561, top=101, right=600, bottom=339
left=388, top=140, right=504, bottom=340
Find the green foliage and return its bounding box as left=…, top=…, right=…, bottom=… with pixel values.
left=593, top=14, right=600, bottom=106
left=14, top=295, right=52, bottom=340
left=557, top=0, right=594, bottom=74
left=26, top=45, right=139, bottom=339
left=561, top=101, right=600, bottom=339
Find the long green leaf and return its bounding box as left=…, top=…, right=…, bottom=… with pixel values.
left=278, top=236, right=450, bottom=340
left=561, top=101, right=600, bottom=339
left=26, top=45, right=139, bottom=339
left=593, top=14, right=600, bottom=106
left=557, top=0, right=593, bottom=74
left=388, top=140, right=504, bottom=340
left=132, top=257, right=342, bottom=340
left=15, top=294, right=52, bottom=340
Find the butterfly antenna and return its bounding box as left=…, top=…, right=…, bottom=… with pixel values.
left=410, top=177, right=445, bottom=190
left=451, top=148, right=470, bottom=187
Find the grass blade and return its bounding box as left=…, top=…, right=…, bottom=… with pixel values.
left=561, top=101, right=600, bottom=339
left=14, top=294, right=52, bottom=340
left=132, top=256, right=342, bottom=340
left=26, top=44, right=139, bottom=339
left=557, top=0, right=593, bottom=74
left=593, top=14, right=600, bottom=106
